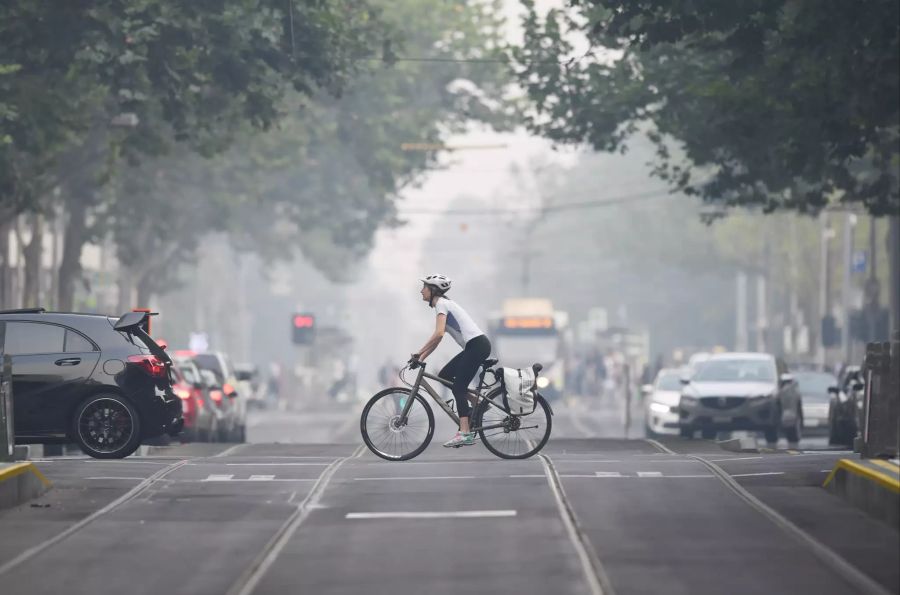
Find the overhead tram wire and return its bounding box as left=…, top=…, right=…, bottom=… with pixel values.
left=396, top=189, right=677, bottom=216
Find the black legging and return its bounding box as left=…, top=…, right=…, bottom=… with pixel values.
left=438, top=334, right=491, bottom=419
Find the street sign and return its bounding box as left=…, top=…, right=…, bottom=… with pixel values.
left=851, top=250, right=867, bottom=273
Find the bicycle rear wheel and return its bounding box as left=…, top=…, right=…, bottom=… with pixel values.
left=361, top=388, right=434, bottom=461
left=476, top=394, right=552, bottom=459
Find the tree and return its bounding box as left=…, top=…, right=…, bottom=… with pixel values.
left=0, top=0, right=390, bottom=308
left=106, top=0, right=513, bottom=302
left=513, top=0, right=899, bottom=215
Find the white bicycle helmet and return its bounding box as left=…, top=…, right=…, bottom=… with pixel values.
left=421, top=274, right=451, bottom=293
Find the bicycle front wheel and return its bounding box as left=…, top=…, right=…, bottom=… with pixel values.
left=361, top=388, right=434, bottom=461
left=476, top=394, right=552, bottom=459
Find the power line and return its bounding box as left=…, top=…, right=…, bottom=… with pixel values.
left=397, top=189, right=677, bottom=216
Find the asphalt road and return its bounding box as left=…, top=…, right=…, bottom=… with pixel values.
left=1, top=394, right=896, bottom=595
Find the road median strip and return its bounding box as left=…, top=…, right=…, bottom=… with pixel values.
left=0, top=462, right=51, bottom=511
left=823, top=458, right=899, bottom=529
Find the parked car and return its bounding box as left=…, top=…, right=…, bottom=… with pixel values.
left=235, top=362, right=266, bottom=410
left=792, top=370, right=839, bottom=436
left=678, top=352, right=803, bottom=444
left=171, top=359, right=218, bottom=442
left=828, top=366, right=865, bottom=447
left=176, top=350, right=246, bottom=442
left=0, top=308, right=182, bottom=458
left=197, top=369, right=239, bottom=442
left=642, top=368, right=684, bottom=437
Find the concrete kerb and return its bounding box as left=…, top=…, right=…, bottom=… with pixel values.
left=824, top=458, right=899, bottom=529
left=0, top=462, right=51, bottom=511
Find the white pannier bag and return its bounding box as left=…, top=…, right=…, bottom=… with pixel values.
left=500, top=367, right=537, bottom=416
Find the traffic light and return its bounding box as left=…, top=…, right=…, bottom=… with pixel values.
left=291, top=313, right=315, bottom=345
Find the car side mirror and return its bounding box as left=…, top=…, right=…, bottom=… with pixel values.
left=779, top=373, right=794, bottom=387
left=827, top=386, right=839, bottom=395
left=852, top=382, right=864, bottom=391
left=680, top=377, right=691, bottom=385
left=192, top=382, right=203, bottom=390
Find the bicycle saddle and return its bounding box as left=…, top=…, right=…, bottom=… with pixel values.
left=482, top=358, right=499, bottom=369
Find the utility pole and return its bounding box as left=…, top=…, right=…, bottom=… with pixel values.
left=736, top=271, right=748, bottom=351
left=817, top=213, right=834, bottom=365
left=841, top=213, right=857, bottom=363
left=890, top=215, right=900, bottom=335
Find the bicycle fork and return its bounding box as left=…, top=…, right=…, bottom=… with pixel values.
left=398, top=364, right=426, bottom=425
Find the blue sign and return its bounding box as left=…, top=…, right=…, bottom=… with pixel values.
left=851, top=251, right=867, bottom=273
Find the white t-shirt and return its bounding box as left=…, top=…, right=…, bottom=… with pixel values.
left=434, top=297, right=484, bottom=349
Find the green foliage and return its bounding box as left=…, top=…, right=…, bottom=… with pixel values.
left=101, top=0, right=512, bottom=288
left=513, top=0, right=900, bottom=215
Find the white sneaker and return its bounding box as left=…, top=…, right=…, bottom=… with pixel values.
left=442, top=432, right=475, bottom=448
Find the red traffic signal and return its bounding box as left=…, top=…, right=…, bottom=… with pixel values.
left=292, top=313, right=316, bottom=344
left=293, top=314, right=315, bottom=328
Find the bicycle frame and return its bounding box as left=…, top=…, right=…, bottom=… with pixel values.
left=399, top=363, right=511, bottom=433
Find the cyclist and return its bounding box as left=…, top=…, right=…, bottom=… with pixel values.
left=410, top=274, right=491, bottom=447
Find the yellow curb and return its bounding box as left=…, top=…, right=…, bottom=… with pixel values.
left=0, top=462, right=51, bottom=488
left=869, top=459, right=900, bottom=475
left=823, top=459, right=900, bottom=494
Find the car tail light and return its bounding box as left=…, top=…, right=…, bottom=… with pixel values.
left=210, top=389, right=224, bottom=403
left=223, top=383, right=236, bottom=396
left=192, top=387, right=204, bottom=409
left=174, top=387, right=191, bottom=400
left=127, top=354, right=167, bottom=378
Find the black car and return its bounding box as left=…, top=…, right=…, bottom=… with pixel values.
left=828, top=365, right=865, bottom=447
left=0, top=308, right=182, bottom=458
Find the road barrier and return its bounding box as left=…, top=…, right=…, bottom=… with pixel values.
left=0, top=354, right=12, bottom=463
left=858, top=331, right=899, bottom=459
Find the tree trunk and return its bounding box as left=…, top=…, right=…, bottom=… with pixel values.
left=135, top=274, right=153, bottom=309
left=21, top=213, right=44, bottom=307
left=889, top=215, right=900, bottom=335
left=117, top=268, right=135, bottom=313
left=57, top=194, right=89, bottom=312
left=0, top=218, right=10, bottom=309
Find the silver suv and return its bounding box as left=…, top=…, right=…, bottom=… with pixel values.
left=678, top=352, right=803, bottom=444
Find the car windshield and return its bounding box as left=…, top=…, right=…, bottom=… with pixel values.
left=655, top=372, right=682, bottom=391
left=692, top=359, right=776, bottom=383
left=794, top=372, right=836, bottom=402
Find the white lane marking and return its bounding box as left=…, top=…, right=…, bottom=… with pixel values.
left=637, top=471, right=663, bottom=478
left=212, top=444, right=248, bottom=458
left=731, top=472, right=785, bottom=477
left=205, top=474, right=235, bottom=481
left=707, top=456, right=764, bottom=462
left=353, top=476, right=476, bottom=481
left=227, top=456, right=338, bottom=459
left=662, top=474, right=715, bottom=479
left=555, top=460, right=622, bottom=464
left=223, top=463, right=330, bottom=466
left=85, top=476, right=147, bottom=480
left=249, top=475, right=275, bottom=481
left=509, top=474, right=550, bottom=478
left=345, top=510, right=517, bottom=520
left=595, top=471, right=623, bottom=477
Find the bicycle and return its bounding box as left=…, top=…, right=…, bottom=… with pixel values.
left=360, top=358, right=553, bottom=461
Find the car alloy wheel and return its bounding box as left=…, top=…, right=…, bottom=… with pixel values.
left=74, top=394, right=142, bottom=459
